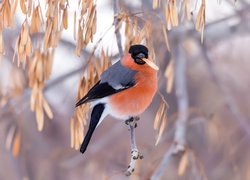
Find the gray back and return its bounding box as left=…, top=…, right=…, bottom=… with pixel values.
left=100, top=61, right=137, bottom=89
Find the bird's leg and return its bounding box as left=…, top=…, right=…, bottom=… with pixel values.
left=125, top=119, right=143, bottom=176
left=125, top=116, right=140, bottom=128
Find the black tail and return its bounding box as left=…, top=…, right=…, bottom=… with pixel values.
left=80, top=104, right=105, bottom=154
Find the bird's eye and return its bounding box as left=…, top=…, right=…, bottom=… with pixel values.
left=133, top=53, right=146, bottom=65
left=136, top=53, right=146, bottom=59
left=134, top=58, right=146, bottom=65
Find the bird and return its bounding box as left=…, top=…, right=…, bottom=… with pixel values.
left=75, top=44, right=158, bottom=154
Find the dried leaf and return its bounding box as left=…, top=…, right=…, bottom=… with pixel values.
left=195, top=0, right=206, bottom=43
left=44, top=20, right=53, bottom=50
left=12, top=131, right=21, bottom=157
left=0, top=31, right=4, bottom=54
left=20, top=0, right=27, bottom=14
left=30, top=84, right=38, bottom=111
left=153, top=0, right=158, bottom=9
left=70, top=117, right=75, bottom=148
left=162, top=25, right=170, bottom=51
left=27, top=0, right=32, bottom=17
left=181, top=0, right=191, bottom=21
left=21, top=21, right=29, bottom=45
left=31, top=6, right=41, bottom=33
left=13, top=0, right=19, bottom=13
left=36, top=92, right=44, bottom=131
left=43, top=97, right=53, bottom=119
left=165, top=60, right=174, bottom=93
left=5, top=125, right=16, bottom=150
left=92, top=9, right=97, bottom=34
left=74, top=120, right=80, bottom=150
left=62, top=8, right=68, bottom=29
left=165, top=6, right=172, bottom=30
left=36, top=58, right=43, bottom=82
left=155, top=112, right=167, bottom=145
left=25, top=36, right=32, bottom=54
left=74, top=11, right=76, bottom=40
left=178, top=151, right=189, bottom=176
left=154, top=102, right=164, bottom=130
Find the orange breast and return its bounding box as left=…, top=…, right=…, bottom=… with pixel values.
left=109, top=71, right=157, bottom=117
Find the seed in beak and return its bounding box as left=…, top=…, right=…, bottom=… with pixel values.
left=142, top=58, right=159, bottom=71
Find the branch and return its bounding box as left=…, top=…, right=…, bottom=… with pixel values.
left=173, top=45, right=189, bottom=147
left=44, top=65, right=85, bottom=91
left=198, top=41, right=250, bottom=137
left=168, top=4, right=250, bottom=44
left=151, top=43, right=189, bottom=179
left=113, top=0, right=123, bottom=57
left=151, top=144, right=180, bottom=180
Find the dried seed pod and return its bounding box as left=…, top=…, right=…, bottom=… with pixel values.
left=75, top=1, right=97, bottom=54
left=165, top=59, right=174, bottom=93
left=12, top=130, right=21, bottom=157
left=154, top=102, right=165, bottom=130
left=15, top=20, right=33, bottom=67
left=5, top=125, right=16, bottom=150
left=28, top=48, right=54, bottom=131
left=27, top=0, right=32, bottom=17
left=196, top=0, right=206, bottom=43
left=2, top=0, right=11, bottom=28
left=62, top=8, right=68, bottom=29
left=178, top=151, right=189, bottom=176
left=181, top=0, right=191, bottom=21
left=155, top=111, right=167, bottom=145
left=43, top=97, right=53, bottom=119
left=0, top=31, right=4, bottom=60
left=153, top=0, right=159, bottom=9
left=70, top=117, right=75, bottom=148
left=20, top=0, right=27, bottom=14
left=30, top=6, right=42, bottom=33
left=162, top=25, right=170, bottom=51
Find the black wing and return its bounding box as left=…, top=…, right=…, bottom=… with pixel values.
left=80, top=103, right=105, bottom=154
left=75, top=80, right=134, bottom=107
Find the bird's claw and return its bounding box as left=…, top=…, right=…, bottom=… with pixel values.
left=131, top=149, right=143, bottom=160
left=125, top=117, right=140, bottom=128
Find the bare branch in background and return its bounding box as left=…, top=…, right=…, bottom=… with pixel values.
left=113, top=0, right=123, bottom=57
left=198, top=41, right=250, bottom=137
left=151, top=41, right=189, bottom=179
left=172, top=44, right=189, bottom=148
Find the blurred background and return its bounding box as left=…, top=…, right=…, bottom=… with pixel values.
left=1, top=0, right=250, bottom=179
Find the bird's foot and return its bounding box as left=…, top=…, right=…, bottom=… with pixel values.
left=125, top=149, right=143, bottom=176
left=131, top=149, right=143, bottom=160
left=125, top=116, right=140, bottom=128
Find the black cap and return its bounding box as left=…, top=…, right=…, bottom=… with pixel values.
left=129, top=44, right=148, bottom=58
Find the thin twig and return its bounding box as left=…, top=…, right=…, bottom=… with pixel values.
left=173, top=44, right=188, bottom=148
left=151, top=43, right=189, bottom=179
left=151, top=144, right=178, bottom=180
left=157, top=90, right=169, bottom=108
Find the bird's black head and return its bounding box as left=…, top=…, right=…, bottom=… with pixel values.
left=129, top=44, right=148, bottom=65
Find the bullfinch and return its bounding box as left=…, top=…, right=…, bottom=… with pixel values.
left=76, top=44, right=158, bottom=154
